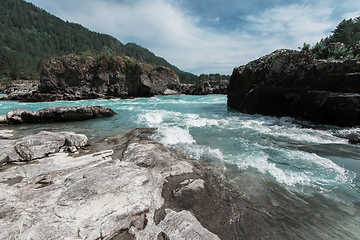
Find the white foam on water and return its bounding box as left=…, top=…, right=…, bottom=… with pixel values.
left=269, top=127, right=346, bottom=144
left=184, top=113, right=220, bottom=128
left=233, top=151, right=312, bottom=186
left=153, top=126, right=196, bottom=146
left=226, top=117, right=347, bottom=145
left=137, top=110, right=182, bottom=127
left=183, top=144, right=225, bottom=162
left=231, top=146, right=356, bottom=188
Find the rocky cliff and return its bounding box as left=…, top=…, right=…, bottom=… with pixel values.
left=227, top=49, right=360, bottom=127
left=3, top=55, right=182, bottom=102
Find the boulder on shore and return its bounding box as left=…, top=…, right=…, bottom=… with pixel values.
left=227, top=49, right=360, bottom=127
left=0, top=105, right=116, bottom=124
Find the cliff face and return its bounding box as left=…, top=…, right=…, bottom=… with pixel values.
left=17, top=55, right=181, bottom=102
left=227, top=49, right=360, bottom=127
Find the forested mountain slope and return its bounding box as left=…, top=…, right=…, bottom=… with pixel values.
left=0, top=0, right=197, bottom=83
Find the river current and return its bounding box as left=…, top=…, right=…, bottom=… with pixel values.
left=1, top=94, right=360, bottom=239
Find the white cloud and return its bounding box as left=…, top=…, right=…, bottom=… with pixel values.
left=246, top=3, right=336, bottom=46
left=51, top=0, right=264, bottom=74
left=342, top=11, right=360, bottom=20
left=26, top=0, right=359, bottom=74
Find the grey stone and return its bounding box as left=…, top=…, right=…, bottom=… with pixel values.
left=0, top=131, right=219, bottom=240
left=0, top=131, right=88, bottom=165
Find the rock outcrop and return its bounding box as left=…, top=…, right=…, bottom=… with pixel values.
left=0, top=105, right=116, bottom=124
left=0, top=55, right=181, bottom=102
left=181, top=80, right=229, bottom=95
left=0, top=131, right=88, bottom=166
left=0, top=80, right=38, bottom=95
left=0, top=130, right=219, bottom=239
left=0, top=128, right=300, bottom=239
left=227, top=49, right=360, bottom=127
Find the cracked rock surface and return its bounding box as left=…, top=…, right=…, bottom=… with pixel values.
left=0, top=129, right=220, bottom=239
left=0, top=131, right=88, bottom=166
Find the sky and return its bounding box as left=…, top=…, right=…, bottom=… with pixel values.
left=25, top=0, right=360, bottom=75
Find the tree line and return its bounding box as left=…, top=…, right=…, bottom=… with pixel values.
left=300, top=15, right=360, bottom=60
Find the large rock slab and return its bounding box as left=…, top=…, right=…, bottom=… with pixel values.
left=0, top=129, right=306, bottom=239
left=0, top=105, right=116, bottom=124
left=0, top=131, right=88, bottom=165
left=227, top=49, right=360, bottom=126
left=0, top=130, right=221, bottom=240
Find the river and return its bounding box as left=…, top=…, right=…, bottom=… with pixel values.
left=1, top=94, right=359, bottom=239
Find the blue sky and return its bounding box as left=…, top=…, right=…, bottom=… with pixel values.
left=26, top=0, right=360, bottom=74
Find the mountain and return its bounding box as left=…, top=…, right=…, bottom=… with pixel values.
left=0, top=0, right=198, bottom=83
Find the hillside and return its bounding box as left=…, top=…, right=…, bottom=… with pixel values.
left=0, top=0, right=198, bottom=83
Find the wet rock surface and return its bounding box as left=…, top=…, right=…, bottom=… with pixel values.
left=0, top=105, right=116, bottom=125
left=227, top=49, right=360, bottom=127
left=0, top=128, right=307, bottom=239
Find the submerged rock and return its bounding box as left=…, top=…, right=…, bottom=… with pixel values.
left=227, top=49, right=360, bottom=127
left=0, top=105, right=116, bottom=124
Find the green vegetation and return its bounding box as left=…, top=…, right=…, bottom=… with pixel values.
left=198, top=73, right=230, bottom=81
left=0, top=0, right=199, bottom=83
left=300, top=15, right=360, bottom=61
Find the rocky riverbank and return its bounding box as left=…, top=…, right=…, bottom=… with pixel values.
left=1, top=55, right=181, bottom=102
left=227, top=49, right=360, bottom=127
left=0, top=128, right=302, bottom=239
left=0, top=55, right=228, bottom=102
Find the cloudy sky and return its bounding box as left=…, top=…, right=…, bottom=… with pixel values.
left=26, top=0, right=360, bottom=75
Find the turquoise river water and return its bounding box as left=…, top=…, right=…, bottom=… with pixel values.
left=1, top=94, right=360, bottom=239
